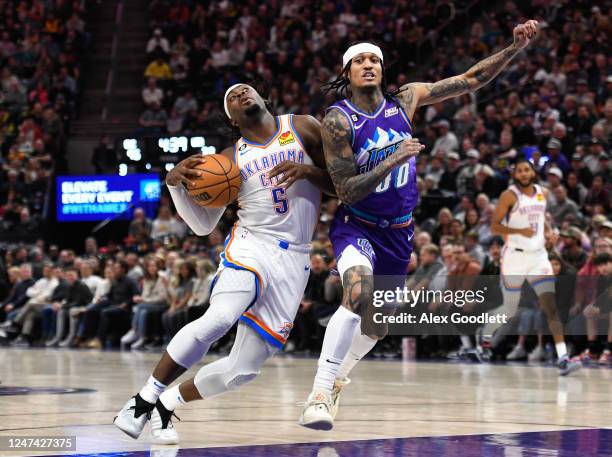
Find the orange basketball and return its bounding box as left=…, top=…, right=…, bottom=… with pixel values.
left=187, top=154, right=241, bottom=208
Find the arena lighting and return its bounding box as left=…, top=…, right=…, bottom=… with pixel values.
left=118, top=163, right=128, bottom=176
left=122, top=138, right=142, bottom=162
left=165, top=163, right=175, bottom=171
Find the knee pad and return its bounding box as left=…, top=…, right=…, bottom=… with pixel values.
left=225, top=371, right=259, bottom=390
left=212, top=268, right=258, bottom=296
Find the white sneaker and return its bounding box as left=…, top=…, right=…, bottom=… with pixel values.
left=121, top=329, right=138, bottom=346
left=299, top=390, right=333, bottom=430
left=330, top=377, right=351, bottom=420
left=150, top=400, right=180, bottom=445
left=131, top=337, right=147, bottom=350
left=506, top=345, right=527, bottom=360
left=113, top=394, right=154, bottom=439
left=528, top=345, right=546, bottom=362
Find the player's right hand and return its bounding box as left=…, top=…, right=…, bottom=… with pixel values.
left=166, top=154, right=207, bottom=187
left=518, top=227, right=536, bottom=238
left=393, top=138, right=425, bottom=166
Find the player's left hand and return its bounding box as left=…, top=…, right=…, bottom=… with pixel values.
left=268, top=161, right=312, bottom=189
left=513, top=20, right=538, bottom=49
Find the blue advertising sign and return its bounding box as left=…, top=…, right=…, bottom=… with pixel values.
left=56, top=174, right=161, bottom=222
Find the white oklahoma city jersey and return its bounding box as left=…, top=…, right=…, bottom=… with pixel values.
left=505, top=184, right=546, bottom=251
left=216, top=114, right=319, bottom=349
left=233, top=114, right=321, bottom=244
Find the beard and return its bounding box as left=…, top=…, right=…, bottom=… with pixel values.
left=244, top=103, right=262, bottom=117
left=513, top=176, right=535, bottom=188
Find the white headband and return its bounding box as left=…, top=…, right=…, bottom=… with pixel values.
left=223, top=83, right=245, bottom=119
left=342, top=43, right=383, bottom=68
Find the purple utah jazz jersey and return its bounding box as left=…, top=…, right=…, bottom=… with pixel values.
left=327, top=97, right=418, bottom=218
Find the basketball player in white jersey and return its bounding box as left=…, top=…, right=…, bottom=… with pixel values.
left=114, top=83, right=334, bottom=444
left=484, top=159, right=580, bottom=376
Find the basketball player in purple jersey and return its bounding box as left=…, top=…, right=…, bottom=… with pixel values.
left=300, top=20, right=540, bottom=430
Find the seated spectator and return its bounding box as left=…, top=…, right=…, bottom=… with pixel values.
left=151, top=206, right=180, bottom=240
left=69, top=263, right=113, bottom=348
left=560, top=227, right=588, bottom=271
left=46, top=267, right=93, bottom=347
left=465, top=231, right=485, bottom=267
left=431, top=120, right=458, bottom=156
left=407, top=244, right=444, bottom=291
left=161, top=260, right=195, bottom=341
left=146, top=28, right=170, bottom=56
left=144, top=57, right=173, bottom=81
left=6, top=263, right=59, bottom=345
left=574, top=253, right=611, bottom=365
left=139, top=102, right=168, bottom=133
left=142, top=78, right=164, bottom=108
left=126, top=253, right=144, bottom=282
left=185, top=259, right=216, bottom=321
left=80, top=261, right=138, bottom=349
left=584, top=174, right=610, bottom=216
left=173, top=90, right=198, bottom=119
left=129, top=207, right=153, bottom=241
left=0, top=265, right=31, bottom=324
left=121, top=257, right=169, bottom=350
left=549, top=186, right=581, bottom=227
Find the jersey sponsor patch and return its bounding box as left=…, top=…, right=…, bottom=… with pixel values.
left=536, top=193, right=544, bottom=201
left=279, top=131, right=295, bottom=146
left=384, top=106, right=398, bottom=118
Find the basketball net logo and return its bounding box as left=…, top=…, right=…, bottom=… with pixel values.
left=279, top=131, right=296, bottom=146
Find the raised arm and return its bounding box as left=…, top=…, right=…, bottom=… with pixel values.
left=322, top=109, right=423, bottom=205
left=397, top=20, right=538, bottom=118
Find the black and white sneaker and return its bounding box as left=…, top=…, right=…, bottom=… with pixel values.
left=150, top=399, right=180, bottom=445
left=113, top=394, right=155, bottom=439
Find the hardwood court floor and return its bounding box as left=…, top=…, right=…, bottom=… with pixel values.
left=0, top=348, right=610, bottom=456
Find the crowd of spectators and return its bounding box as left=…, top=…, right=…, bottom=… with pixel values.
left=137, top=0, right=475, bottom=134
left=0, top=1, right=610, bottom=363
left=0, top=0, right=89, bottom=239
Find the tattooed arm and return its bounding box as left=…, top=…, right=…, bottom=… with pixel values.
left=397, top=20, right=539, bottom=118
left=322, top=109, right=424, bottom=205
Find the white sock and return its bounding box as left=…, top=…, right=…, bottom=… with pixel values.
left=313, top=306, right=360, bottom=394
left=460, top=335, right=473, bottom=349
left=336, top=324, right=377, bottom=380
left=159, top=385, right=187, bottom=411
left=139, top=375, right=166, bottom=404
left=555, top=342, right=568, bottom=359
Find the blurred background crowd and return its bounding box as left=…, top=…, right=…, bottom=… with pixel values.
left=0, top=0, right=89, bottom=240
left=0, top=0, right=610, bottom=363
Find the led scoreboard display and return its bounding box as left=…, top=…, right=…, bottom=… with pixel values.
left=57, top=174, right=161, bottom=222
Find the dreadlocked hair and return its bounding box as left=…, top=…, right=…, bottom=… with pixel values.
left=217, top=75, right=275, bottom=143
left=322, top=41, right=399, bottom=103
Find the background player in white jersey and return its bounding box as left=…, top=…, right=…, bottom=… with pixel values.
left=484, top=159, right=580, bottom=376
left=114, top=83, right=333, bottom=444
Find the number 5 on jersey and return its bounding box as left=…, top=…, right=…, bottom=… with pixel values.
left=271, top=187, right=288, bottom=214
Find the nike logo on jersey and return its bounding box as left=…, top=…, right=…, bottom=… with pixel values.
left=355, top=121, right=366, bottom=130
left=239, top=147, right=252, bottom=156
left=304, top=266, right=310, bottom=271
left=326, top=359, right=341, bottom=365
